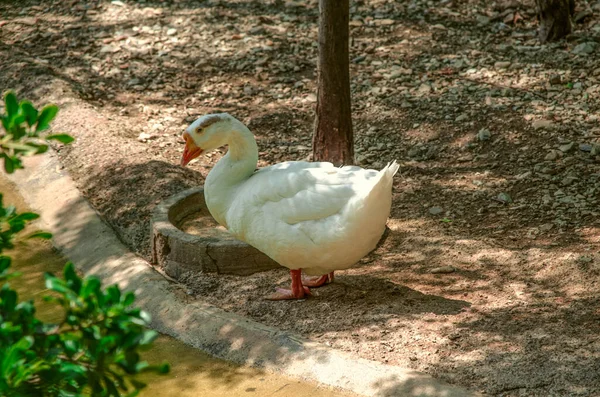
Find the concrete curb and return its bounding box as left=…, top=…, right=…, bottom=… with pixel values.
left=151, top=187, right=280, bottom=277
left=8, top=152, right=479, bottom=397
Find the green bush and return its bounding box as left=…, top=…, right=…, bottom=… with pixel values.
left=0, top=90, right=73, bottom=174
left=0, top=91, right=168, bottom=396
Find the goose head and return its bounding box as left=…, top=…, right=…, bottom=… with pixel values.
left=180, top=113, right=236, bottom=166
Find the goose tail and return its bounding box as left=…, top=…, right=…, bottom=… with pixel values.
left=381, top=160, right=399, bottom=181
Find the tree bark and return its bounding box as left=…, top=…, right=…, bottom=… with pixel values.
left=536, top=0, right=575, bottom=43
left=313, top=0, right=354, bottom=165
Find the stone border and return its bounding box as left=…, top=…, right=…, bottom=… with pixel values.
left=151, top=187, right=280, bottom=277
left=8, top=152, right=479, bottom=397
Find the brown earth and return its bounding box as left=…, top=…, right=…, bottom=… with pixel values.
left=1, top=0, right=600, bottom=395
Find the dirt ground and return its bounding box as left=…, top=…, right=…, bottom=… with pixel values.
left=2, top=0, right=600, bottom=395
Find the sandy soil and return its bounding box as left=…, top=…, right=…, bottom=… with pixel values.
left=2, top=0, right=600, bottom=395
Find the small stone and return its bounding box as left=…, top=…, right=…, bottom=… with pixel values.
left=559, top=142, right=575, bottom=153
left=561, top=176, right=578, bottom=186
left=559, top=195, right=576, bottom=204
left=100, top=44, right=120, bottom=53
left=545, top=150, right=560, bottom=161
left=503, top=12, right=514, bottom=24
left=532, top=120, right=554, bottom=130
left=375, top=18, right=395, bottom=26
left=540, top=223, right=554, bottom=231
left=431, top=266, right=456, bottom=274
left=249, top=26, right=265, bottom=35
left=526, top=228, right=539, bottom=239
left=574, top=9, right=593, bottom=23
left=457, top=154, right=473, bottom=162
left=579, top=143, right=593, bottom=152
left=549, top=74, right=562, bottom=85
left=429, top=206, right=443, bottom=215
left=166, top=28, right=177, bottom=36
left=476, top=14, right=490, bottom=25
left=418, top=83, right=432, bottom=94
left=305, top=93, right=317, bottom=103
left=497, top=192, right=512, bottom=203
left=477, top=128, right=491, bottom=141
left=137, top=132, right=152, bottom=142
left=572, top=42, right=596, bottom=55
left=455, top=114, right=468, bottom=122
left=494, top=61, right=511, bottom=69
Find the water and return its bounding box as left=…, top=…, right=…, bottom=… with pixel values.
left=2, top=177, right=354, bottom=397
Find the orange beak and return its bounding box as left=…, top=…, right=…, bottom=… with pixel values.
left=180, top=133, right=203, bottom=167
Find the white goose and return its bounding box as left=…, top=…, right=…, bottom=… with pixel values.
left=180, top=113, right=398, bottom=300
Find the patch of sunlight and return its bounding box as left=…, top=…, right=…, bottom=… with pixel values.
left=403, top=123, right=441, bottom=142
left=387, top=218, right=428, bottom=232
left=451, top=349, right=487, bottom=363
left=399, top=251, right=428, bottom=263
left=579, top=227, right=600, bottom=244
left=431, top=175, right=501, bottom=192
left=468, top=248, right=518, bottom=265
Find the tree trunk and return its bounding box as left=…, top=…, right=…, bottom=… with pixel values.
left=536, top=0, right=575, bottom=43
left=313, top=0, right=354, bottom=165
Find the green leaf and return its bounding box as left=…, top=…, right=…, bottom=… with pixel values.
left=13, top=212, right=39, bottom=222
left=99, top=335, right=117, bottom=351
left=129, top=379, right=147, bottom=390
left=59, top=362, right=86, bottom=377
left=139, top=310, right=151, bottom=325
left=3, top=155, right=14, bottom=174
left=138, top=330, right=158, bottom=346
left=26, top=231, right=52, bottom=240
left=104, top=376, right=120, bottom=397
left=140, top=363, right=170, bottom=375
left=1, top=287, right=18, bottom=311
left=19, top=101, right=38, bottom=127
left=3, top=142, right=39, bottom=153
left=80, top=277, right=101, bottom=299
left=11, top=113, right=26, bottom=128
left=46, top=134, right=74, bottom=144
left=5, top=205, right=15, bottom=217
left=15, top=336, right=34, bottom=350
left=19, top=142, right=48, bottom=155
left=106, top=285, right=121, bottom=303
left=0, top=256, right=11, bottom=273
left=35, top=104, right=58, bottom=132
left=123, top=292, right=135, bottom=307
left=4, top=91, right=18, bottom=118
left=45, top=274, right=70, bottom=295
left=63, top=263, right=81, bottom=293
left=62, top=339, right=79, bottom=357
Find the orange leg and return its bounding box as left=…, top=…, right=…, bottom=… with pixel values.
left=266, top=269, right=312, bottom=300
left=302, top=271, right=334, bottom=288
